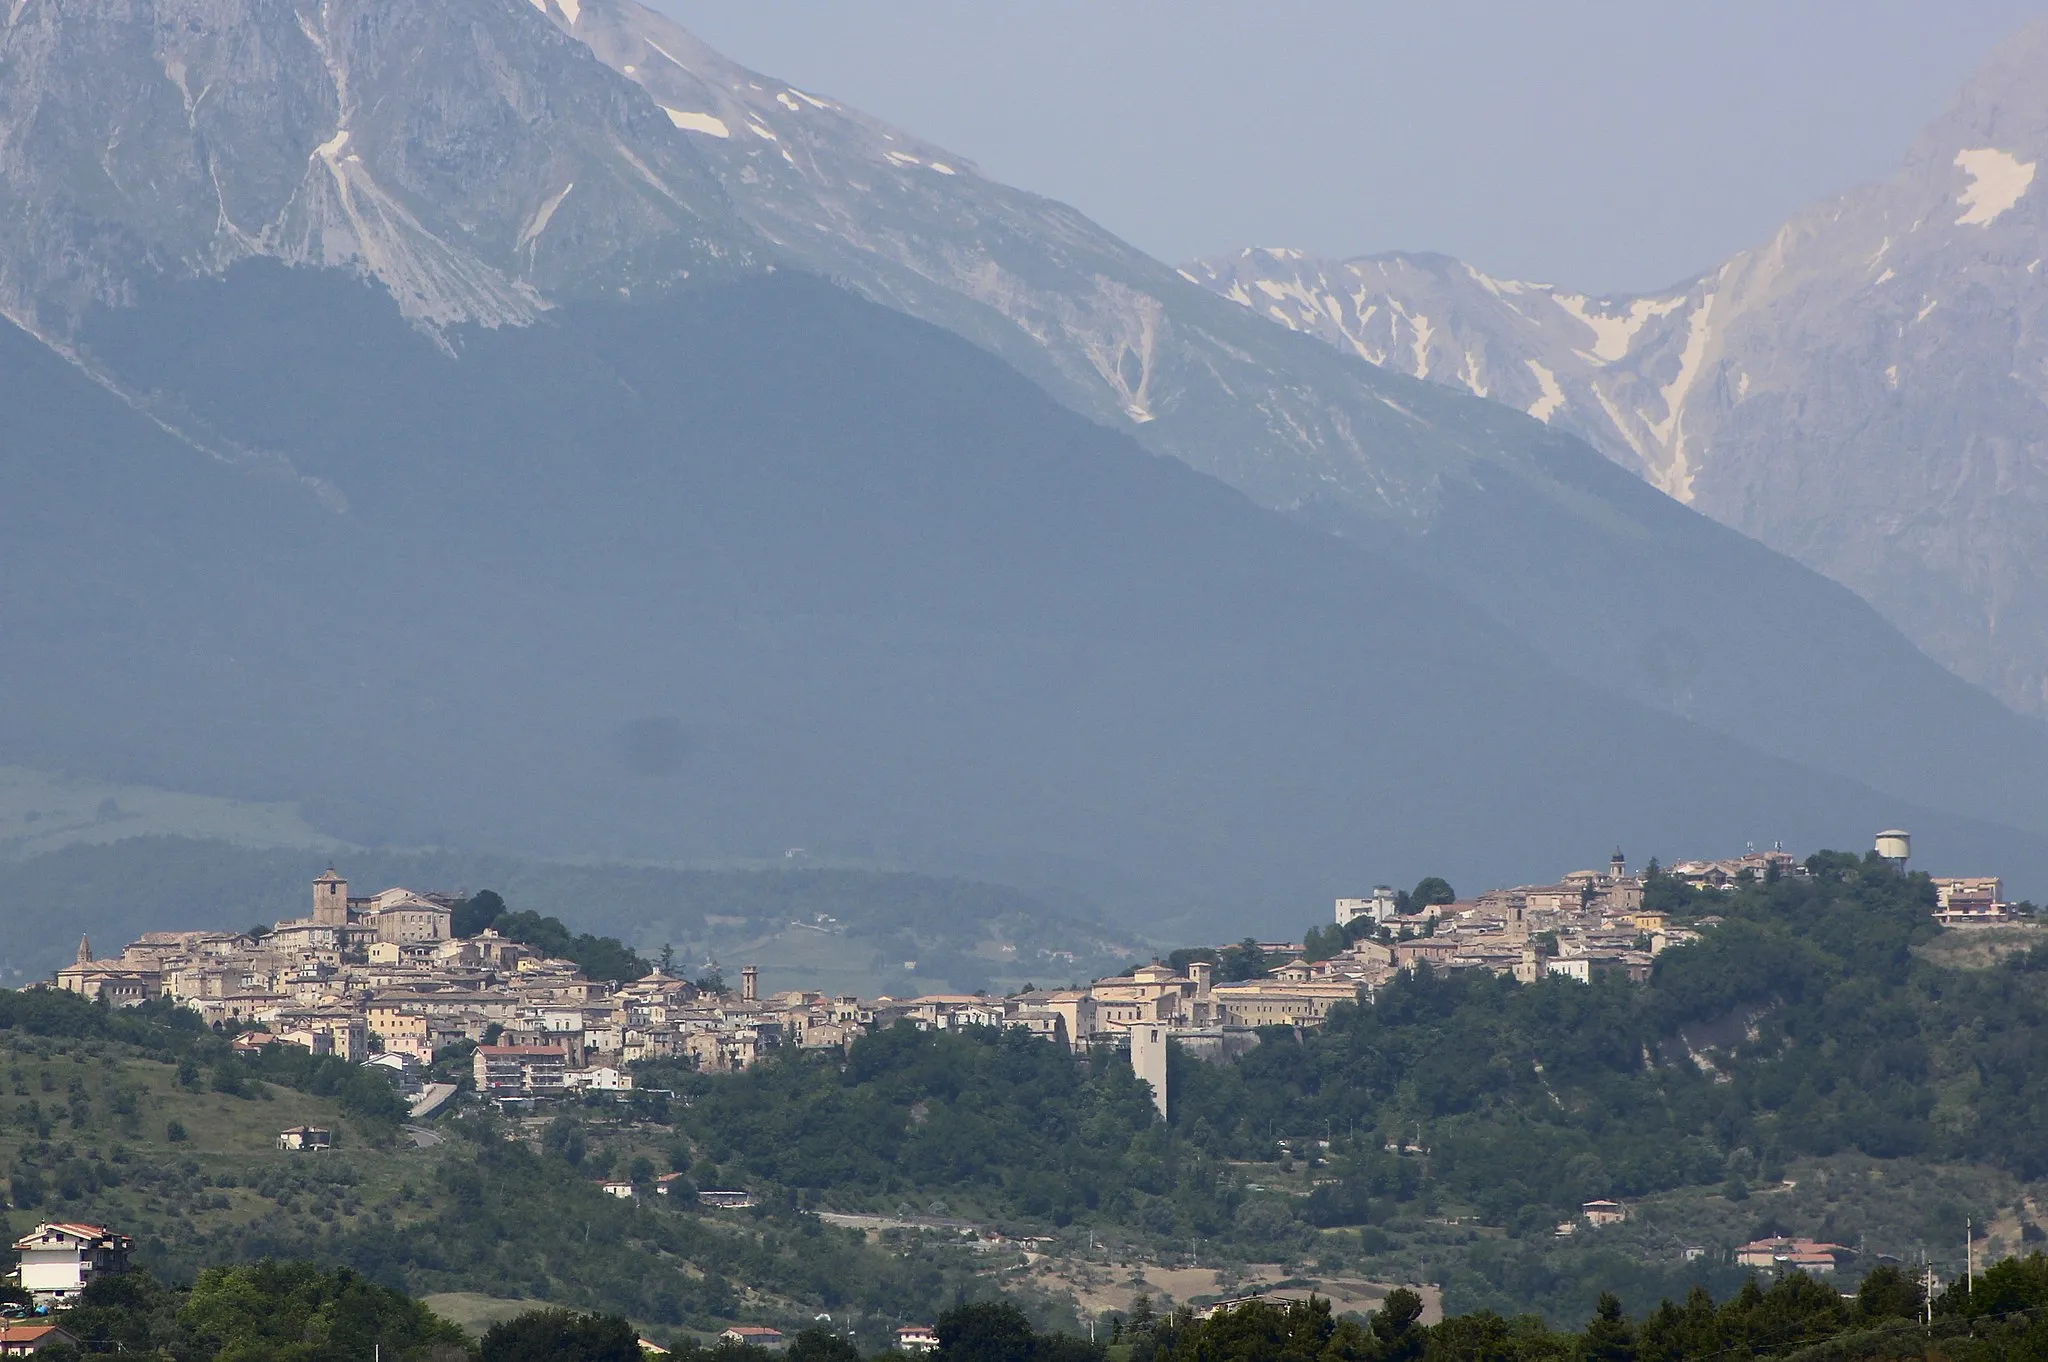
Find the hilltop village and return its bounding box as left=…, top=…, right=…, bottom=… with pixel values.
left=48, top=847, right=2018, bottom=1117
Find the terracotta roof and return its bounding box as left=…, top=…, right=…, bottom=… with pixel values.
left=13, top=1222, right=111, bottom=1248
left=0, top=1324, right=72, bottom=1344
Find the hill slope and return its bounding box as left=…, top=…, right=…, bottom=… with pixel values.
left=7, top=262, right=2044, bottom=925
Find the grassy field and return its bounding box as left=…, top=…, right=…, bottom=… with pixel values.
left=419, top=1292, right=557, bottom=1337
left=0, top=1031, right=437, bottom=1268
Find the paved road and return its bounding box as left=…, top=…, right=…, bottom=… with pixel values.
left=402, top=1124, right=446, bottom=1148
left=409, top=1082, right=457, bottom=1120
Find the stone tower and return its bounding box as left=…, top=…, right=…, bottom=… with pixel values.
left=76, top=935, right=91, bottom=965
left=741, top=964, right=759, bottom=1004
left=313, top=868, right=349, bottom=926
left=1131, top=1024, right=1169, bottom=1121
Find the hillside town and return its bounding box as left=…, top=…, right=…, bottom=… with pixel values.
left=46, top=841, right=2017, bottom=1119
left=10, top=837, right=2027, bottom=1335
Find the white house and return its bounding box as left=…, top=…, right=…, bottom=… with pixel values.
left=563, top=1065, right=634, bottom=1093
left=895, top=1326, right=939, bottom=1354
left=1581, top=1199, right=1626, bottom=1227
left=720, top=1326, right=784, bottom=1350
left=9, top=1223, right=132, bottom=1305
left=278, top=1125, right=332, bottom=1151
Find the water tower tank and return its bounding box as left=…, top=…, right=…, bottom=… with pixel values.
left=1875, top=829, right=1911, bottom=864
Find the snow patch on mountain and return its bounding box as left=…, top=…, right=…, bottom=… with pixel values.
left=1525, top=359, right=1565, bottom=421
left=1549, top=292, right=1688, bottom=364
left=1954, top=147, right=2036, bottom=226
left=1644, top=293, right=1717, bottom=502
left=1181, top=20, right=2048, bottom=714
left=664, top=107, right=730, bottom=137
left=520, top=183, right=576, bottom=249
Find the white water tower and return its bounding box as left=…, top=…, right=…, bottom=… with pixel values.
left=1875, top=829, right=1911, bottom=868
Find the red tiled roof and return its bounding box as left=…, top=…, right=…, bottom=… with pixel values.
left=13, top=1222, right=110, bottom=1248
left=0, top=1323, right=72, bottom=1343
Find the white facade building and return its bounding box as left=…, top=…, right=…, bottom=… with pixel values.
left=9, top=1223, right=132, bottom=1305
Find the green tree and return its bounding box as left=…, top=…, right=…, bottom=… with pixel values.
left=493, top=910, right=649, bottom=983
left=542, top=1114, right=587, bottom=1165
left=453, top=889, right=506, bottom=938
left=179, top=1261, right=469, bottom=1362
left=1371, top=1287, right=1425, bottom=1362
left=937, top=1301, right=1039, bottom=1362
left=1162, top=1297, right=1342, bottom=1362
left=788, top=1326, right=861, bottom=1362
left=1220, top=939, right=1270, bottom=982
left=1577, top=1292, right=1635, bottom=1362
left=1854, top=1263, right=1923, bottom=1322
left=1409, top=877, right=1456, bottom=912
left=480, top=1308, right=639, bottom=1362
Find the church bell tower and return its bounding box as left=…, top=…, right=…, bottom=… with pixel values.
left=313, top=868, right=350, bottom=926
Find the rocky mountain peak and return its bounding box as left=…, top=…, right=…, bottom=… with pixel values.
left=1182, top=20, right=2048, bottom=716
left=0, top=0, right=758, bottom=337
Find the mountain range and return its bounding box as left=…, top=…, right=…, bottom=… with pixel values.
left=1187, top=20, right=2048, bottom=721
left=536, top=0, right=2048, bottom=849
left=0, top=0, right=2044, bottom=932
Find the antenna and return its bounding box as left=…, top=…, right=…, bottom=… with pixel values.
left=1967, top=1217, right=1973, bottom=1298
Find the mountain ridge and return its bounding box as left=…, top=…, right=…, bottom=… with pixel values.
left=524, top=0, right=2048, bottom=847
left=1187, top=19, right=2048, bottom=716
left=18, top=257, right=2048, bottom=920
left=0, top=0, right=761, bottom=339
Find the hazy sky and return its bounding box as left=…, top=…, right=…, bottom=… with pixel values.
left=652, top=1, right=2045, bottom=295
